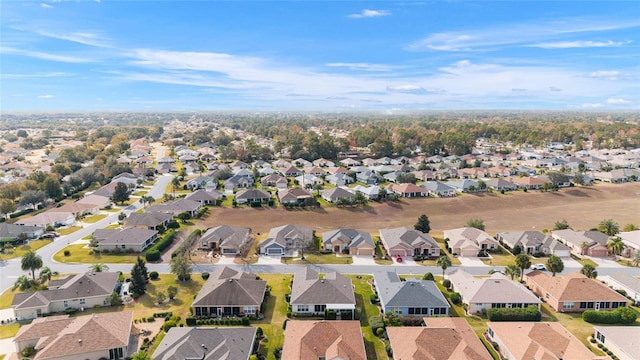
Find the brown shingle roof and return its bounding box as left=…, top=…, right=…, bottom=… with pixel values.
left=282, top=321, right=365, bottom=360
left=526, top=271, right=629, bottom=302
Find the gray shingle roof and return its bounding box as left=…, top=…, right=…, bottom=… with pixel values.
left=290, top=267, right=355, bottom=306
left=124, top=212, right=173, bottom=228
left=322, top=229, right=374, bottom=248
left=153, top=327, right=256, bottom=360
left=192, top=267, right=266, bottom=307
left=379, top=227, right=439, bottom=249
left=200, top=225, right=250, bottom=249
left=373, top=271, right=449, bottom=308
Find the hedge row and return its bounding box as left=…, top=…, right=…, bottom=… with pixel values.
left=583, top=307, right=637, bottom=324
left=189, top=317, right=251, bottom=326
left=145, top=229, right=176, bottom=261
left=487, top=306, right=541, bottom=321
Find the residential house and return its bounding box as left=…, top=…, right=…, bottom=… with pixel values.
left=294, top=174, right=323, bottom=187
left=234, top=189, right=271, bottom=204
left=387, top=318, right=492, bottom=360
left=303, top=166, right=326, bottom=177
left=458, top=167, right=488, bottom=179
left=282, top=321, right=366, bottom=360
left=259, top=224, right=314, bottom=256
left=290, top=267, right=356, bottom=317
left=484, top=178, right=518, bottom=191
left=185, top=189, right=224, bottom=206
left=224, top=175, right=253, bottom=192
left=373, top=271, right=450, bottom=316
left=273, top=159, right=292, bottom=169
left=12, top=272, right=119, bottom=320
left=487, top=322, right=602, bottom=360
left=421, top=181, right=456, bottom=197
left=293, top=158, right=312, bottom=168
left=157, top=156, right=176, bottom=164
left=312, top=158, right=335, bottom=167
left=352, top=184, right=381, bottom=200
left=599, top=271, right=640, bottom=305
left=185, top=176, right=217, bottom=191
left=447, top=179, right=480, bottom=193
left=593, top=326, right=640, bottom=360
left=552, top=229, right=610, bottom=257
left=356, top=169, right=380, bottom=184
left=443, top=227, right=499, bottom=257
left=326, top=173, right=354, bottom=186
left=153, top=327, right=257, bottom=360
left=386, top=183, right=428, bottom=198
left=230, top=160, right=250, bottom=170
left=379, top=227, right=441, bottom=257
left=487, top=166, right=513, bottom=177
left=321, top=187, right=354, bottom=203
left=124, top=212, right=173, bottom=230
left=0, top=223, right=44, bottom=241
left=13, top=312, right=133, bottom=360
left=508, top=176, right=544, bottom=190
left=178, top=154, right=198, bottom=163
left=619, top=230, right=640, bottom=258
left=497, top=230, right=571, bottom=257
left=75, top=194, right=113, bottom=209
left=322, top=229, right=375, bottom=255
left=411, top=169, right=436, bottom=182
left=15, top=211, right=75, bottom=228
left=200, top=225, right=252, bottom=255
left=49, top=202, right=99, bottom=218
left=591, top=169, right=629, bottom=183
left=192, top=267, right=266, bottom=317
left=448, top=269, right=541, bottom=314
left=277, top=188, right=313, bottom=205
left=282, top=166, right=302, bottom=177
left=257, top=166, right=276, bottom=176
left=93, top=228, right=159, bottom=252
left=340, top=158, right=361, bottom=167
left=147, top=198, right=202, bottom=217
left=252, top=160, right=271, bottom=169
left=525, top=271, right=629, bottom=312
left=233, top=168, right=254, bottom=179
left=260, top=174, right=288, bottom=189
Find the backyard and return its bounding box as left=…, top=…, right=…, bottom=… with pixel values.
left=53, top=243, right=140, bottom=263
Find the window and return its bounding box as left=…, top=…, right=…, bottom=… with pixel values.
left=601, top=302, right=610, bottom=309
left=79, top=299, right=86, bottom=305
left=109, top=348, right=123, bottom=359
left=63, top=300, right=68, bottom=307
left=121, top=245, right=126, bottom=249
left=297, top=305, right=309, bottom=312
left=596, top=331, right=605, bottom=343
left=391, top=307, right=402, bottom=315
left=314, top=305, right=326, bottom=312
left=563, top=302, right=574, bottom=309
left=488, top=327, right=494, bottom=337
left=244, top=306, right=256, bottom=315
left=580, top=302, right=594, bottom=309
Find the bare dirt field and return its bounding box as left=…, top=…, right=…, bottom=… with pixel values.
left=195, top=182, right=640, bottom=237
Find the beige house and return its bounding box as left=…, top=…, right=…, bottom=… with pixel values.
left=443, top=227, right=499, bottom=257
left=388, top=317, right=492, bottom=360
left=487, top=322, right=604, bottom=360
left=594, top=326, right=640, bottom=360
left=92, top=228, right=159, bottom=252
left=192, top=267, right=266, bottom=318
left=12, top=272, right=119, bottom=320
left=282, top=321, right=366, bottom=360
left=14, top=311, right=133, bottom=360
left=379, top=227, right=441, bottom=257
left=525, top=271, right=629, bottom=313
left=321, top=229, right=375, bottom=256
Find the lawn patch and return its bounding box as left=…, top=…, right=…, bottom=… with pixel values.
left=253, top=274, right=291, bottom=360
left=53, top=244, right=139, bottom=264
left=57, top=226, right=82, bottom=236
left=82, top=214, right=107, bottom=223
left=0, top=240, right=52, bottom=260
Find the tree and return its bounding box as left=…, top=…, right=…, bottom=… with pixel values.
left=436, top=255, right=452, bottom=279
left=607, top=236, right=625, bottom=256
left=111, top=182, right=130, bottom=205
left=632, top=250, right=640, bottom=268
left=553, top=219, right=570, bottom=230
left=414, top=214, right=431, bottom=233
left=353, top=191, right=367, bottom=206
left=156, top=290, right=166, bottom=304
left=598, top=219, right=620, bottom=236
left=167, top=285, right=178, bottom=300
left=140, top=195, right=154, bottom=208
left=21, top=250, right=43, bottom=281
left=14, top=275, right=36, bottom=291
left=514, top=254, right=531, bottom=282
left=581, top=264, right=598, bottom=278
left=177, top=211, right=191, bottom=223
left=422, top=272, right=434, bottom=281
left=0, top=199, right=16, bottom=217
left=572, top=173, right=585, bottom=185
left=171, top=176, right=181, bottom=197
left=41, top=177, right=63, bottom=201
left=580, top=241, right=590, bottom=255
left=38, top=266, right=58, bottom=283
left=477, top=179, right=487, bottom=191
left=466, top=218, right=485, bottom=231
left=545, top=255, right=564, bottom=276
left=170, top=253, right=192, bottom=282
left=131, top=351, right=150, bottom=360
left=130, top=256, right=149, bottom=296
left=623, top=223, right=639, bottom=232
left=19, top=190, right=47, bottom=209
left=109, top=291, right=123, bottom=306
left=505, top=264, right=521, bottom=280
left=89, top=263, right=109, bottom=272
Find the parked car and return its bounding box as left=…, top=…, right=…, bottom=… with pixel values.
left=395, top=255, right=403, bottom=263
left=530, top=263, right=546, bottom=270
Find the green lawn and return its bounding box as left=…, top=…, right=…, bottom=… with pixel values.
left=133, top=191, right=148, bottom=196
left=53, top=244, right=139, bottom=264
left=0, top=322, right=21, bottom=339
left=1, top=239, right=52, bottom=260
left=347, top=275, right=388, bottom=360
left=83, top=214, right=107, bottom=223
left=480, top=245, right=516, bottom=266
left=253, top=274, right=291, bottom=360
left=103, top=208, right=121, bottom=213
left=571, top=254, right=599, bottom=268
left=57, top=226, right=82, bottom=236
left=281, top=253, right=353, bottom=264
left=0, top=287, right=20, bottom=310
left=105, top=223, right=121, bottom=229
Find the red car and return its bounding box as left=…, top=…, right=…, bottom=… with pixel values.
left=395, top=255, right=403, bottom=263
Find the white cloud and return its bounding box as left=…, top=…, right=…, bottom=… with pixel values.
left=38, top=94, right=55, bottom=99
left=32, top=29, right=110, bottom=47
left=0, top=46, right=90, bottom=63
left=347, top=9, right=391, bottom=19
left=406, top=18, right=640, bottom=51
left=326, top=62, right=394, bottom=71
left=386, top=85, right=426, bottom=93
left=40, top=3, right=53, bottom=8
left=1, top=72, right=70, bottom=79
left=585, top=70, right=622, bottom=80
left=606, top=98, right=631, bottom=105
left=529, top=40, right=628, bottom=49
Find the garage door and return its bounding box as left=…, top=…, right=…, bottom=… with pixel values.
left=356, top=248, right=373, bottom=256
left=389, top=249, right=407, bottom=257
left=222, top=249, right=237, bottom=255
left=267, top=248, right=283, bottom=255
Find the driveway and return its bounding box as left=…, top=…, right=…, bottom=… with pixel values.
left=257, top=255, right=285, bottom=265
left=0, top=337, right=15, bottom=356
left=585, top=256, right=622, bottom=268
left=458, top=257, right=488, bottom=267
left=217, top=256, right=236, bottom=265
left=352, top=255, right=376, bottom=265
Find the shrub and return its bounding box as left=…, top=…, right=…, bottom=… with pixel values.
left=422, top=272, right=434, bottom=281
left=583, top=307, right=637, bottom=324
left=149, top=271, right=159, bottom=280
left=449, top=292, right=462, bottom=305
left=145, top=250, right=160, bottom=262
left=201, top=272, right=210, bottom=280
left=64, top=250, right=71, bottom=256
left=443, top=279, right=451, bottom=289
left=376, top=327, right=385, bottom=337
left=21, top=345, right=35, bottom=357
left=369, top=294, right=378, bottom=304
left=282, top=319, right=288, bottom=329
left=256, top=327, right=264, bottom=338
left=241, top=317, right=250, bottom=326
left=487, top=306, right=542, bottom=321
left=163, top=320, right=177, bottom=332
left=369, top=316, right=384, bottom=334
left=65, top=307, right=77, bottom=314
left=185, top=317, right=196, bottom=326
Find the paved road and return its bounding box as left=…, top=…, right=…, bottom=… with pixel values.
left=0, top=175, right=174, bottom=293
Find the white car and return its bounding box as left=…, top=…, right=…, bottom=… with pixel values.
left=530, top=263, right=546, bottom=270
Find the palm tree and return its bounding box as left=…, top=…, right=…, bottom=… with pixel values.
left=632, top=250, right=640, bottom=268
left=436, top=255, right=452, bottom=279
left=514, top=254, right=531, bottom=282
left=21, top=250, right=43, bottom=281
left=623, top=223, right=639, bottom=232
left=171, top=176, right=181, bottom=198
left=38, top=266, right=58, bottom=283
left=581, top=264, right=598, bottom=278
left=504, top=264, right=521, bottom=281
left=88, top=263, right=109, bottom=272
left=580, top=241, right=590, bottom=256
left=131, top=351, right=150, bottom=360
left=598, top=219, right=620, bottom=236
left=14, top=275, right=35, bottom=291
left=607, top=236, right=625, bottom=256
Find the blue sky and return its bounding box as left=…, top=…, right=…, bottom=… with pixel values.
left=1, top=1, right=639, bottom=111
